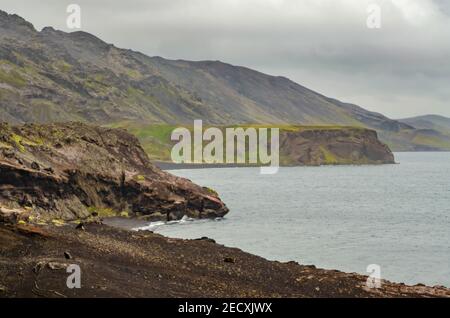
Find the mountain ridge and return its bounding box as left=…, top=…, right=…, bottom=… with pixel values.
left=0, top=9, right=449, bottom=151
left=399, top=115, right=450, bottom=134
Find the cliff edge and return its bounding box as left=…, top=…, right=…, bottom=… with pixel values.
left=0, top=122, right=228, bottom=224
left=280, top=127, right=395, bottom=166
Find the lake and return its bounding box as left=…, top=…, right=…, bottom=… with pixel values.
left=140, top=152, right=450, bottom=287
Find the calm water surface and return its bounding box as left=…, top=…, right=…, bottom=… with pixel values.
left=142, top=153, right=450, bottom=287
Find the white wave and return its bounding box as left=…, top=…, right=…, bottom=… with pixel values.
left=132, top=215, right=195, bottom=232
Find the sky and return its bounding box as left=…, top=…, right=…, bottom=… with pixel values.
left=1, top=0, right=449, bottom=119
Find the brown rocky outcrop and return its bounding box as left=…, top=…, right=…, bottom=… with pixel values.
left=280, top=127, right=395, bottom=166
left=0, top=122, right=228, bottom=223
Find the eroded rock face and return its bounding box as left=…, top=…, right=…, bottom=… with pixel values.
left=280, top=128, right=395, bottom=165
left=0, top=122, right=228, bottom=223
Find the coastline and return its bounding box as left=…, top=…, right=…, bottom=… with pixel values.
left=152, top=160, right=397, bottom=170
left=1, top=221, right=449, bottom=298
left=153, top=161, right=262, bottom=170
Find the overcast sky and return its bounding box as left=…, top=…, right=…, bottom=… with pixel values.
left=1, top=0, right=449, bottom=119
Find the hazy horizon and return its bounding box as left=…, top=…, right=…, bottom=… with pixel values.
left=1, top=0, right=449, bottom=119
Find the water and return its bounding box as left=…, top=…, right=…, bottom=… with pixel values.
left=144, top=153, right=450, bottom=287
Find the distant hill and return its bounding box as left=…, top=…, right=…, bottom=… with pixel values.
left=0, top=9, right=449, bottom=151
left=399, top=115, right=450, bottom=135
left=387, top=115, right=450, bottom=151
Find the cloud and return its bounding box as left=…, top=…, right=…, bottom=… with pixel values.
left=1, top=0, right=449, bottom=118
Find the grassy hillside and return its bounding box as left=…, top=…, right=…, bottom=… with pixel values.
left=0, top=10, right=410, bottom=129
left=379, top=128, right=450, bottom=151
left=399, top=115, right=450, bottom=137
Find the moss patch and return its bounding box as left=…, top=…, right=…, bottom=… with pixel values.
left=11, top=134, right=25, bottom=152
left=0, top=69, right=27, bottom=88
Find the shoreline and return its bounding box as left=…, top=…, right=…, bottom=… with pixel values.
left=153, top=161, right=261, bottom=170
left=106, top=216, right=450, bottom=289
left=152, top=160, right=398, bottom=170
left=1, top=221, right=448, bottom=298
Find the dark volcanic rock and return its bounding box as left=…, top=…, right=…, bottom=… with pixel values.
left=0, top=222, right=449, bottom=298
left=0, top=122, right=229, bottom=223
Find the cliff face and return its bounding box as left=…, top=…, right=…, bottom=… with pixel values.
left=107, top=123, right=395, bottom=166
left=280, top=128, right=395, bottom=165
left=0, top=122, right=228, bottom=224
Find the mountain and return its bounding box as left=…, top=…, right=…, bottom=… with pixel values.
left=0, top=10, right=401, bottom=128
left=399, top=115, right=450, bottom=135
left=0, top=10, right=448, bottom=151
left=384, top=115, right=450, bottom=151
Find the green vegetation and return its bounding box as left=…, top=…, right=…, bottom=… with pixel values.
left=53, top=60, right=72, bottom=73
left=11, top=133, right=25, bottom=152
left=108, top=122, right=176, bottom=161
left=8, top=132, right=45, bottom=152
left=124, top=68, right=142, bottom=79
left=0, top=68, right=27, bottom=88
left=379, top=129, right=450, bottom=151
left=0, top=142, right=12, bottom=149
left=320, top=146, right=338, bottom=164
left=134, top=174, right=146, bottom=182
left=204, top=187, right=218, bottom=196
left=51, top=219, right=66, bottom=226
left=412, top=134, right=450, bottom=149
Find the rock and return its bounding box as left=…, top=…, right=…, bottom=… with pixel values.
left=33, top=261, right=45, bottom=274
left=0, top=207, right=22, bottom=223
left=43, top=167, right=54, bottom=174
left=75, top=223, right=85, bottom=231
left=286, top=261, right=299, bottom=266
left=201, top=209, right=225, bottom=219
left=195, top=237, right=216, bottom=244
left=0, top=123, right=229, bottom=223
left=280, top=128, right=395, bottom=165
left=2, top=149, right=15, bottom=159
left=19, top=194, right=32, bottom=207
left=64, top=251, right=72, bottom=260
left=138, top=212, right=165, bottom=222
left=224, top=257, right=235, bottom=263
left=47, top=262, right=69, bottom=270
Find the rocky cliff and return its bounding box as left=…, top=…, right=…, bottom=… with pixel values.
left=280, top=127, right=395, bottom=165
left=0, top=122, right=228, bottom=224
left=113, top=123, right=395, bottom=166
